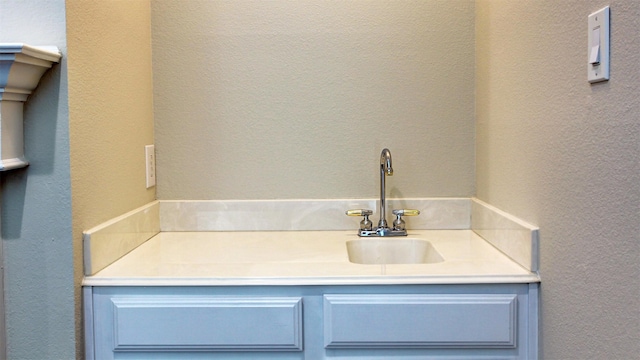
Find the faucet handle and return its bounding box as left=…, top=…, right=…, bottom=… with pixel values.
left=346, top=209, right=373, bottom=217
left=392, top=209, right=420, bottom=217
left=346, top=209, right=374, bottom=231
left=392, top=209, right=420, bottom=231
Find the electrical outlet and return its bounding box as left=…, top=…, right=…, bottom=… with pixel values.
left=145, top=145, right=156, bottom=188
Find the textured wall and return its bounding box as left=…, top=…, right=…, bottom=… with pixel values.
left=67, top=1, right=155, bottom=226
left=152, top=0, right=475, bottom=200
left=476, top=1, right=640, bottom=358
left=0, top=0, right=75, bottom=358
left=66, top=0, right=155, bottom=357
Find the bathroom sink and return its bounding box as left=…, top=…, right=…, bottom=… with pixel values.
left=346, top=238, right=444, bottom=265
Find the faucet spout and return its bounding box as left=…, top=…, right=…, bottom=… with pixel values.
left=380, top=148, right=393, bottom=176
left=378, top=148, right=393, bottom=229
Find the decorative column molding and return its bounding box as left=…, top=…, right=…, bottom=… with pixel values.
left=0, top=43, right=61, bottom=171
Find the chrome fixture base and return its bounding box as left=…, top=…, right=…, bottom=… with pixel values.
left=357, top=228, right=408, bottom=237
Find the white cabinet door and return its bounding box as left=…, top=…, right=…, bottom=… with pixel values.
left=324, top=294, right=518, bottom=348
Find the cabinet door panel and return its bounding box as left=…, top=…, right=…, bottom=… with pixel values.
left=111, top=296, right=303, bottom=351
left=324, top=294, right=517, bottom=349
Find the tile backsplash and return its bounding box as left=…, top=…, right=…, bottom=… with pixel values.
left=159, top=198, right=471, bottom=232
left=471, top=198, right=539, bottom=272
left=83, top=201, right=160, bottom=275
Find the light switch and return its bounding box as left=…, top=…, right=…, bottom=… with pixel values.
left=589, top=27, right=600, bottom=64
left=588, top=6, right=609, bottom=83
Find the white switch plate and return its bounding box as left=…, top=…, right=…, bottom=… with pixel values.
left=145, top=145, right=156, bottom=188
left=588, top=6, right=610, bottom=83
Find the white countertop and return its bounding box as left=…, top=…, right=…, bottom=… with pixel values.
left=83, top=230, right=540, bottom=286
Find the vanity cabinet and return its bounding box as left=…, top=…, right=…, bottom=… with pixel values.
left=85, top=283, right=538, bottom=359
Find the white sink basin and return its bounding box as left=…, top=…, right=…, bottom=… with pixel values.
left=346, top=238, right=444, bottom=265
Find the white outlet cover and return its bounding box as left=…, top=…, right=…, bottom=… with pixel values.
left=145, top=145, right=156, bottom=188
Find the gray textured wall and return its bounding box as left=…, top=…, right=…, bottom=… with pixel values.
left=476, top=1, right=640, bottom=358
left=151, top=0, right=476, bottom=200
left=0, top=0, right=75, bottom=358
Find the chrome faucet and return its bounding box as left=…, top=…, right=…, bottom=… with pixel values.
left=378, top=148, right=393, bottom=230
left=346, top=148, right=420, bottom=237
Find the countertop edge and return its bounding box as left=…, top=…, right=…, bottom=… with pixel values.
left=82, top=274, right=541, bottom=287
